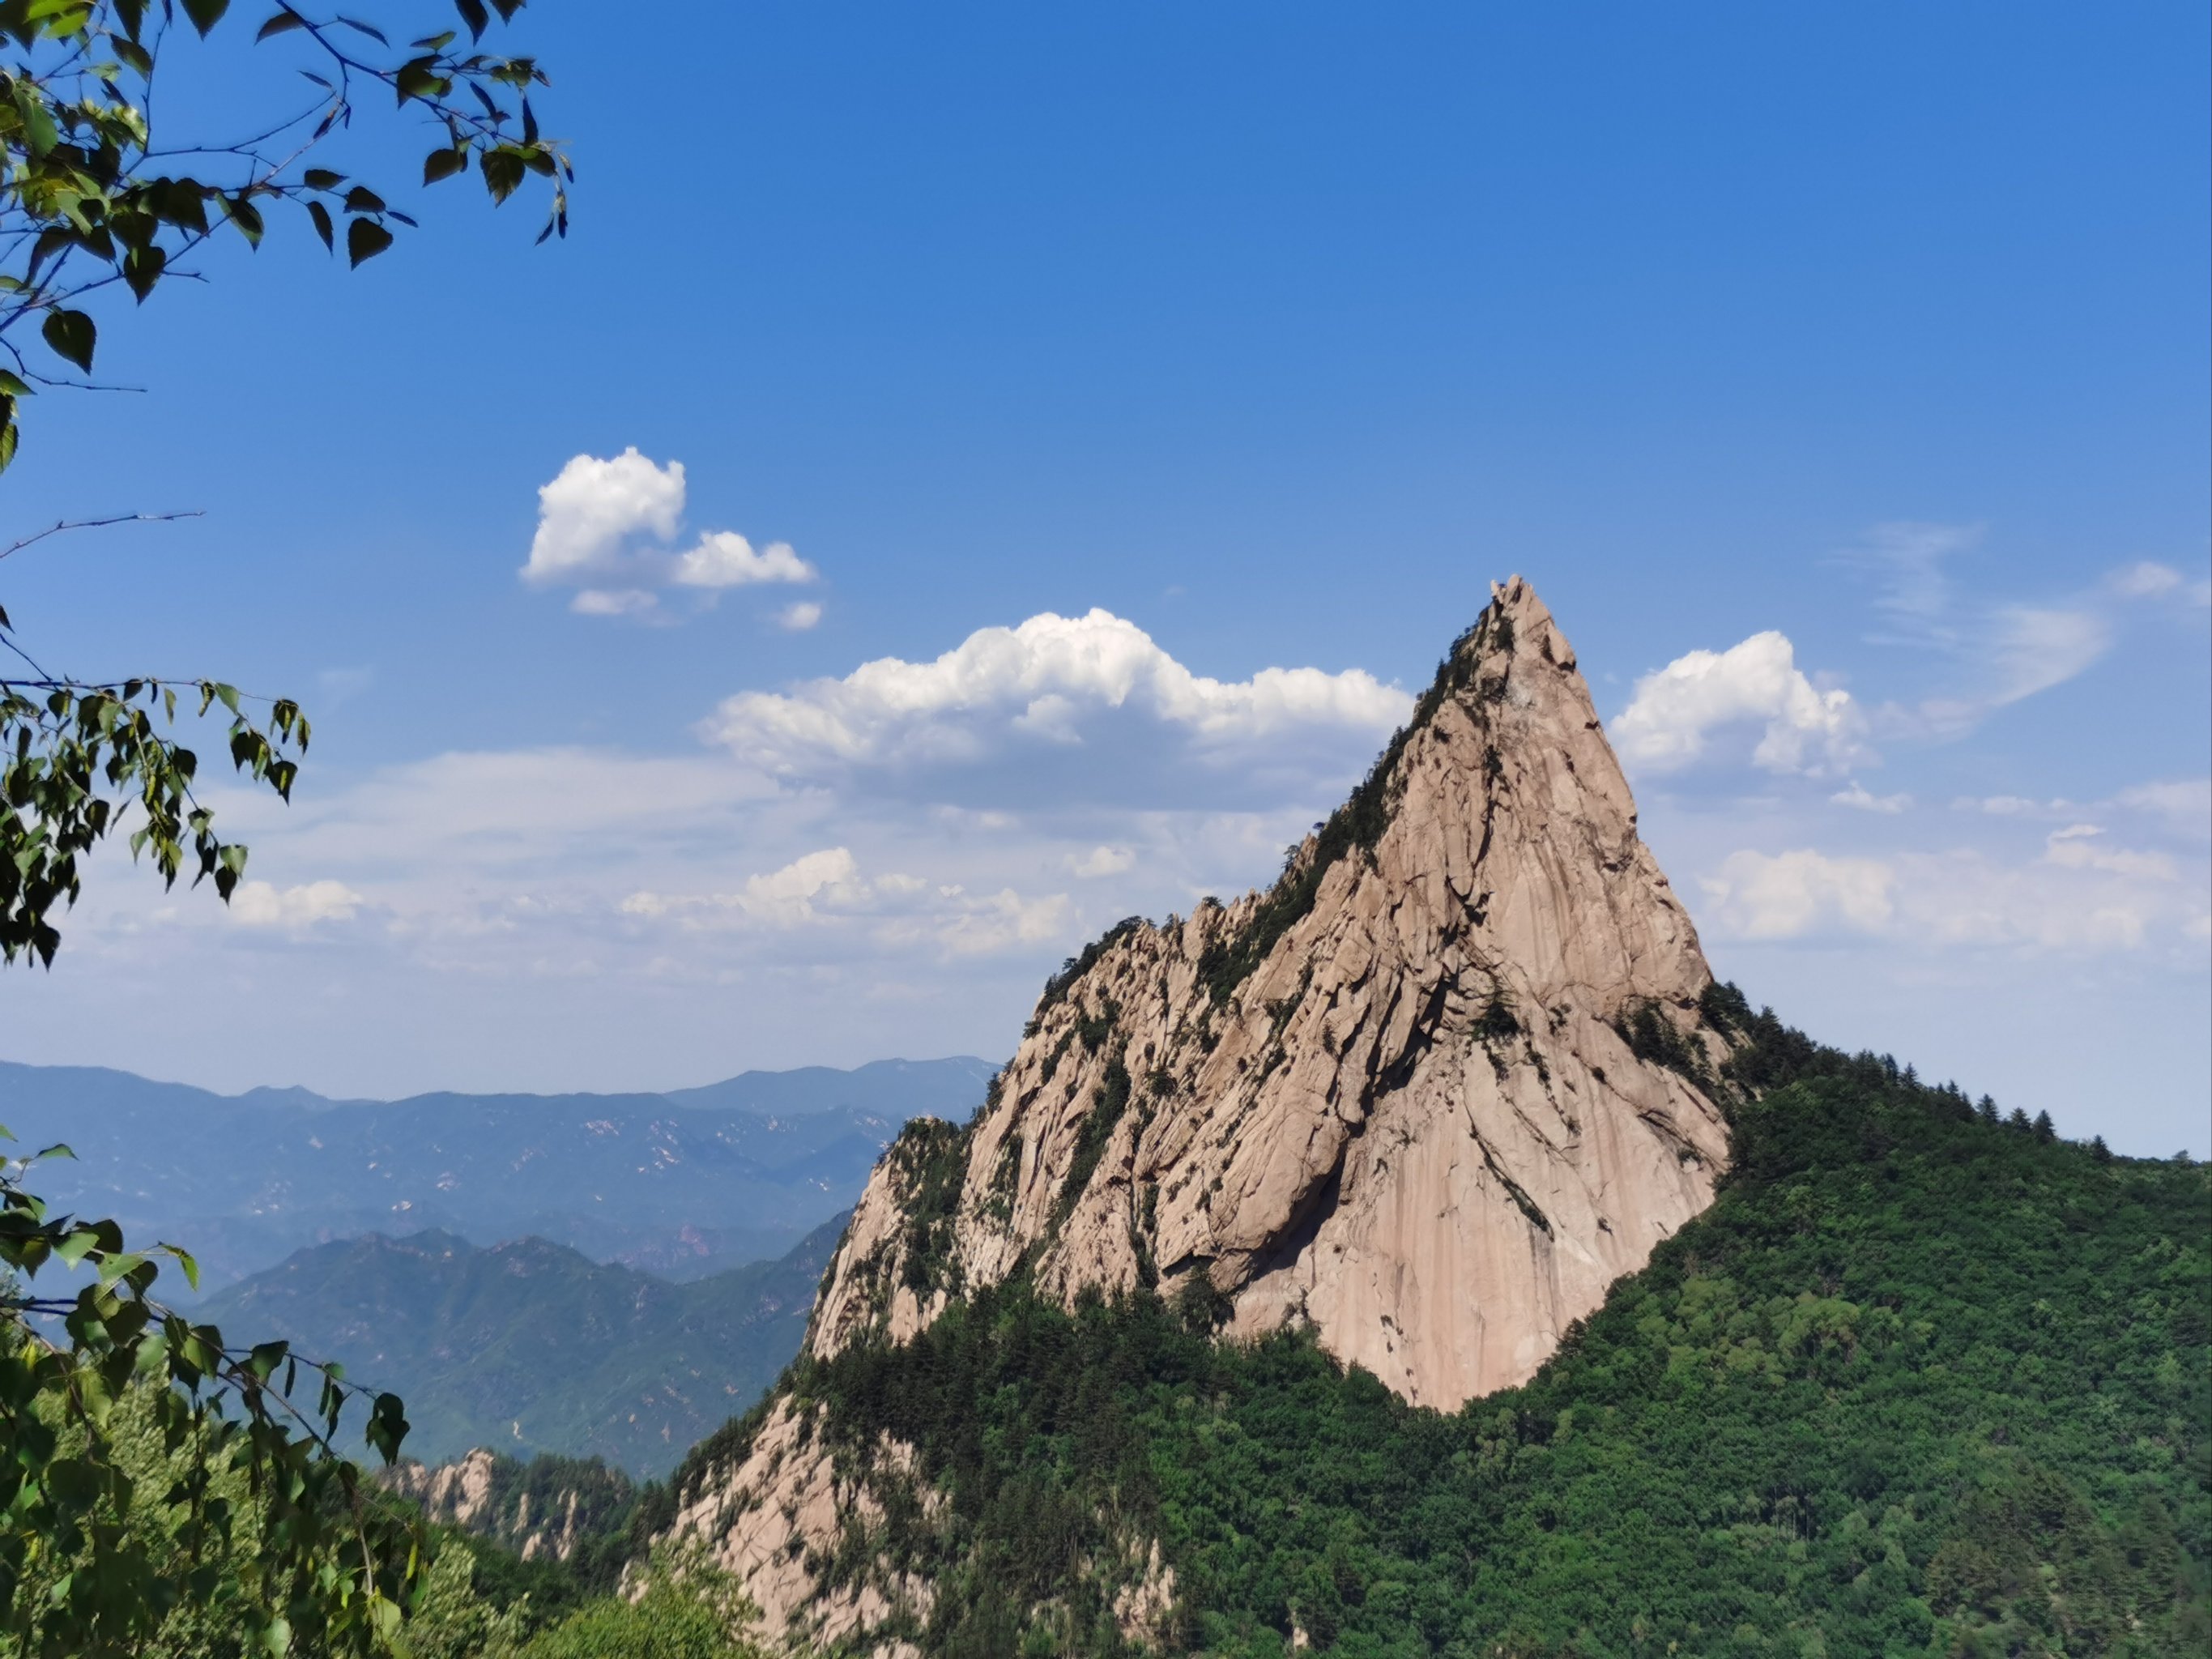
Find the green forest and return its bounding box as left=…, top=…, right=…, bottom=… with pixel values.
left=656, top=1004, right=2210, bottom=1658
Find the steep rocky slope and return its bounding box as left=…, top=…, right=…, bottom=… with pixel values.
left=663, top=578, right=1745, bottom=1646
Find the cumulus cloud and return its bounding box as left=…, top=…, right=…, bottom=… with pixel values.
left=231, top=880, right=363, bottom=929
left=622, top=847, right=871, bottom=927
left=621, top=847, right=1072, bottom=957
left=700, top=608, right=1409, bottom=783
left=1831, top=782, right=1910, bottom=814
left=572, top=588, right=659, bottom=617
left=2117, top=778, right=2211, bottom=834
left=1070, top=845, right=1134, bottom=877
left=1609, top=632, right=1865, bottom=776
left=2044, top=825, right=2176, bottom=881
left=1700, top=850, right=1895, bottom=940
left=1699, top=831, right=2197, bottom=955
left=523, top=449, right=686, bottom=584
left=519, top=449, right=816, bottom=616
left=671, top=531, right=816, bottom=590
left=777, top=601, right=825, bottom=632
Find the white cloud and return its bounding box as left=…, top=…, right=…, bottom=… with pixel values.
left=671, top=531, right=816, bottom=590
left=1610, top=631, right=1865, bottom=776
left=622, top=848, right=1074, bottom=957
left=1831, top=782, right=1910, bottom=814
left=623, top=847, right=871, bottom=928
left=571, top=588, right=659, bottom=617
left=1699, top=834, right=2197, bottom=955
left=1831, top=522, right=2123, bottom=739
left=777, top=601, right=824, bottom=632
left=231, top=880, right=363, bottom=929
left=930, top=889, right=1074, bottom=957
left=1844, top=521, right=1982, bottom=626
left=2118, top=778, right=2211, bottom=834
left=2105, top=561, right=2208, bottom=605
left=523, top=449, right=685, bottom=584
left=1984, top=606, right=2112, bottom=706
left=700, top=608, right=1409, bottom=777
left=1070, top=845, right=1134, bottom=877
left=1700, top=849, right=1895, bottom=940
left=2044, top=825, right=2176, bottom=881
left=1956, top=794, right=2075, bottom=817
left=2110, top=561, right=2184, bottom=599
left=520, top=450, right=816, bottom=617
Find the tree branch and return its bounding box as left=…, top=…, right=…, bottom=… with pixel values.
left=0, top=510, right=205, bottom=563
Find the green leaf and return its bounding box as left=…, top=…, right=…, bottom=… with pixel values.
left=40, top=309, right=96, bottom=373
left=455, top=0, right=489, bottom=41
left=346, top=216, right=394, bottom=267
left=305, top=198, right=335, bottom=250
left=224, top=193, right=266, bottom=247
left=302, top=167, right=345, bottom=191
left=394, top=55, right=442, bottom=104
left=255, top=9, right=305, bottom=40
left=156, top=1242, right=202, bottom=1291
left=123, top=243, right=168, bottom=303
left=423, top=146, right=467, bottom=185
left=341, top=185, right=386, bottom=214
left=10, top=83, right=60, bottom=158
left=181, top=0, right=231, bottom=36
left=481, top=147, right=526, bottom=203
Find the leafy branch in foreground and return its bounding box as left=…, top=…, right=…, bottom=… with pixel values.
left=0, top=1134, right=420, bottom=1657
left=0, top=0, right=570, bottom=472
left=0, top=629, right=311, bottom=963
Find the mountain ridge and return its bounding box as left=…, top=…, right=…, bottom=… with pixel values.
left=0, top=1055, right=996, bottom=1289
left=198, top=1215, right=850, bottom=1477
left=657, top=577, right=1762, bottom=1646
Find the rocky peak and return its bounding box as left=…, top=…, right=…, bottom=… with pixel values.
left=807, top=576, right=1733, bottom=1409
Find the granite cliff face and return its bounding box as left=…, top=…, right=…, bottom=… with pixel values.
left=664, top=577, right=1741, bottom=1646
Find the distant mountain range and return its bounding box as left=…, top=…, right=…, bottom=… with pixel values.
left=0, top=1056, right=995, bottom=1290
left=200, top=1216, right=847, bottom=1478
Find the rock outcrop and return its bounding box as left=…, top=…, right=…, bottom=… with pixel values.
left=664, top=577, right=1741, bottom=1645
left=383, top=1447, right=636, bottom=1565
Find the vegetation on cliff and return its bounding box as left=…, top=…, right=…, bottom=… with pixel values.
left=663, top=1002, right=2209, bottom=1657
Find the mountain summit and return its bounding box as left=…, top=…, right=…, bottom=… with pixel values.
left=815, top=576, right=1732, bottom=1405
left=667, top=578, right=1745, bottom=1641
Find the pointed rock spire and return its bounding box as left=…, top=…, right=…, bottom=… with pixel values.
left=808, top=576, right=1734, bottom=1408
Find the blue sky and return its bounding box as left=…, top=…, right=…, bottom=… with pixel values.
left=2, top=2, right=2206, bottom=1152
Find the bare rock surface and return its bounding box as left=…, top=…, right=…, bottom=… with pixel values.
left=663, top=577, right=1739, bottom=1648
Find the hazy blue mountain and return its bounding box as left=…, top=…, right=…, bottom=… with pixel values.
left=200, top=1217, right=847, bottom=1478
left=660, top=1056, right=999, bottom=1116
left=0, top=1056, right=994, bottom=1290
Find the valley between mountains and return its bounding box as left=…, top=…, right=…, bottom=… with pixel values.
left=15, top=582, right=2204, bottom=1657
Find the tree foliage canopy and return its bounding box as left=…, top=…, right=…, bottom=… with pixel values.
left=2, top=3, right=567, bottom=1649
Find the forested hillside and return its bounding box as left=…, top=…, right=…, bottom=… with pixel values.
left=657, top=1010, right=2210, bottom=1657
left=203, top=1217, right=846, bottom=1475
